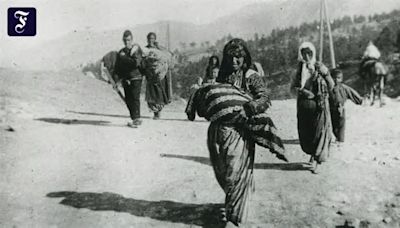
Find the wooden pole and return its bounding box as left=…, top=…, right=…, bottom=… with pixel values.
left=167, top=22, right=171, bottom=51
left=167, top=22, right=173, bottom=100
left=319, top=0, right=324, bottom=62
left=323, top=0, right=336, bottom=68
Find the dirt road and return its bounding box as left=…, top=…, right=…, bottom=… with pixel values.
left=1, top=68, right=399, bottom=227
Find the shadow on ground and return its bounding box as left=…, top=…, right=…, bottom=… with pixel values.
left=47, top=191, right=223, bottom=227
left=67, top=110, right=129, bottom=118
left=67, top=110, right=207, bottom=122
left=36, top=118, right=111, bottom=126
left=160, top=154, right=310, bottom=171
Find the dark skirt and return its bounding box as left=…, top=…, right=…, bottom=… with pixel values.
left=145, top=75, right=171, bottom=112
left=297, top=97, right=332, bottom=163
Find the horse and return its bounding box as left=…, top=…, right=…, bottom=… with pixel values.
left=360, top=59, right=388, bottom=107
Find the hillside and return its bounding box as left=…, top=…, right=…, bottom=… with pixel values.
left=4, top=0, right=400, bottom=70
left=172, top=9, right=400, bottom=99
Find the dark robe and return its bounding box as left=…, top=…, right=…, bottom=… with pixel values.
left=142, top=45, right=172, bottom=112
left=291, top=62, right=334, bottom=163
left=115, top=45, right=143, bottom=81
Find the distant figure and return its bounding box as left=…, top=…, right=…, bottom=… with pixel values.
left=203, top=55, right=220, bottom=84
left=115, top=30, right=143, bottom=128
left=360, top=41, right=382, bottom=78
left=290, top=41, right=334, bottom=174
left=142, top=32, right=172, bottom=120
left=203, top=68, right=219, bottom=85
left=329, top=69, right=362, bottom=142
left=363, top=41, right=381, bottom=60
left=359, top=41, right=388, bottom=107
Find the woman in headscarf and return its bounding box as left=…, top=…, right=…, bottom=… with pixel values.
left=207, top=38, right=272, bottom=227
left=290, top=42, right=334, bottom=173
left=142, top=32, right=172, bottom=119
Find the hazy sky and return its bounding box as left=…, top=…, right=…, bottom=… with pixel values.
left=0, top=0, right=273, bottom=42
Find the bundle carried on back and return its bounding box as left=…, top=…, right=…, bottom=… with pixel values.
left=142, top=47, right=173, bottom=81
left=185, top=83, right=287, bottom=161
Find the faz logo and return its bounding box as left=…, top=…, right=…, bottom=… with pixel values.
left=8, top=7, right=36, bottom=36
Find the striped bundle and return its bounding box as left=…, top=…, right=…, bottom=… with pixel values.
left=185, top=83, right=286, bottom=161
left=185, top=83, right=252, bottom=123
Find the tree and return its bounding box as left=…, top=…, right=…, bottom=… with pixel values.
left=354, top=15, right=366, bottom=24
left=254, top=33, right=259, bottom=42
left=179, top=42, right=187, bottom=50
left=375, top=26, right=395, bottom=55
left=190, top=42, right=197, bottom=48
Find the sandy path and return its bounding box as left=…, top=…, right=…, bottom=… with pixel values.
left=1, top=68, right=399, bottom=227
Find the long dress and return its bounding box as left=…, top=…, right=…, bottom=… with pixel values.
left=208, top=69, right=271, bottom=225
left=142, top=45, right=172, bottom=113
left=292, top=62, right=334, bottom=163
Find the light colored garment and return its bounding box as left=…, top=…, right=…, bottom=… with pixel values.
left=207, top=122, right=254, bottom=225
left=363, top=42, right=381, bottom=59
left=252, top=62, right=265, bottom=77
left=298, top=42, right=317, bottom=89
left=142, top=47, right=173, bottom=80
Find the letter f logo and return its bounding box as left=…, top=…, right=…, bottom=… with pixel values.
left=8, top=8, right=36, bottom=36
left=14, top=11, right=30, bottom=34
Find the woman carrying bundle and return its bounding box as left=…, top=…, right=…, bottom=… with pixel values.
left=186, top=38, right=287, bottom=227
left=290, top=42, right=335, bottom=174
left=142, top=32, right=172, bottom=119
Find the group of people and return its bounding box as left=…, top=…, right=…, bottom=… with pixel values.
left=112, top=30, right=172, bottom=128
left=185, top=38, right=366, bottom=227
left=108, top=29, right=373, bottom=227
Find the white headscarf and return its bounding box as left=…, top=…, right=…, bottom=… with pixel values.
left=363, top=41, right=381, bottom=59
left=298, top=41, right=316, bottom=64
left=298, top=42, right=317, bottom=89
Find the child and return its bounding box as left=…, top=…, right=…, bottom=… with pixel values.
left=202, top=67, right=218, bottom=85
left=329, top=69, right=362, bottom=142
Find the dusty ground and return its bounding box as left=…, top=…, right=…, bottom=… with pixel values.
left=1, top=67, right=400, bottom=228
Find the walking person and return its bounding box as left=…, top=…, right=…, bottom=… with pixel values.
left=115, top=30, right=144, bottom=128
left=208, top=38, right=273, bottom=227
left=142, top=32, right=172, bottom=120
left=329, top=69, right=362, bottom=142
left=291, top=42, right=335, bottom=174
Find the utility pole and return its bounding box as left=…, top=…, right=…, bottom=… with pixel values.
left=323, top=0, right=336, bottom=68
left=167, top=22, right=171, bottom=51
left=167, top=22, right=173, bottom=99
left=319, top=0, right=324, bottom=62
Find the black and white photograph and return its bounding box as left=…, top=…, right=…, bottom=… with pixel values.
left=1, top=0, right=400, bottom=227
